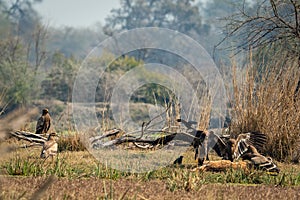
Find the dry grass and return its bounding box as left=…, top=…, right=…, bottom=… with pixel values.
left=229, top=54, right=300, bottom=162
left=1, top=136, right=300, bottom=199
left=0, top=50, right=300, bottom=199
left=1, top=139, right=300, bottom=179
left=57, top=133, right=86, bottom=152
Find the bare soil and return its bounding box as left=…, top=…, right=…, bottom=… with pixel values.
left=1, top=176, right=300, bottom=200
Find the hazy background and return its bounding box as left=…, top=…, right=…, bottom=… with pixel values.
left=33, top=0, right=120, bottom=27
left=0, top=0, right=238, bottom=129
left=0, top=0, right=299, bottom=162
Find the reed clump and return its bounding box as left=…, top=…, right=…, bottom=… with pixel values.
left=229, top=54, right=299, bottom=162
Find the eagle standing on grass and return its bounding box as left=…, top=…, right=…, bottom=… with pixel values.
left=40, top=132, right=58, bottom=159
left=35, top=108, right=51, bottom=135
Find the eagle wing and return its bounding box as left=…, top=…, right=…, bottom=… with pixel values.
left=35, top=116, right=45, bottom=134
left=233, top=132, right=267, bottom=160
left=193, top=130, right=208, bottom=160
left=210, top=133, right=232, bottom=160
left=194, top=131, right=232, bottom=162
left=244, top=146, right=280, bottom=173
left=180, top=119, right=197, bottom=131
left=252, top=156, right=280, bottom=173
left=40, top=140, right=57, bottom=158
left=44, top=114, right=51, bottom=132
left=43, top=140, right=56, bottom=151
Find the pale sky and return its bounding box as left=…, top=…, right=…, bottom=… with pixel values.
left=33, top=0, right=120, bottom=28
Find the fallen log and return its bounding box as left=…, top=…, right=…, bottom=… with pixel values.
left=103, top=132, right=177, bottom=147
left=89, top=128, right=121, bottom=144
left=10, top=131, right=47, bottom=144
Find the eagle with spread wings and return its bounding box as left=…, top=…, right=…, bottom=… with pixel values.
left=35, top=108, right=51, bottom=135
left=193, top=130, right=280, bottom=173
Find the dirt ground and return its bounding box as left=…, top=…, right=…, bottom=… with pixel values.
left=1, top=176, right=300, bottom=200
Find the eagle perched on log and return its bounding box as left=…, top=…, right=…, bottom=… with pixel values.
left=35, top=108, right=51, bottom=135
left=40, top=132, right=58, bottom=159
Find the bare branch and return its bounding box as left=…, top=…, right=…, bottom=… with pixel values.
left=89, top=128, right=121, bottom=144
left=216, top=0, right=300, bottom=55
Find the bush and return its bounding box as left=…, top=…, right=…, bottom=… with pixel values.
left=57, top=133, right=86, bottom=152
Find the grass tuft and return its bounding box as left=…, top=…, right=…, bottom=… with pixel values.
left=57, top=133, right=86, bottom=152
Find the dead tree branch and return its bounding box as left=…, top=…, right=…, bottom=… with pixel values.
left=10, top=130, right=47, bottom=143
left=10, top=130, right=47, bottom=148
left=90, top=102, right=199, bottom=149
left=89, top=128, right=121, bottom=144
left=216, top=0, right=300, bottom=55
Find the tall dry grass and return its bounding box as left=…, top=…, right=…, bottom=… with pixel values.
left=229, top=52, right=300, bottom=162
left=57, top=133, right=86, bottom=152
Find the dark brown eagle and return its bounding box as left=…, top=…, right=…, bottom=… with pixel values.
left=35, top=108, right=51, bottom=135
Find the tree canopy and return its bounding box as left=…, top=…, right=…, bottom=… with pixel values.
left=104, top=0, right=208, bottom=39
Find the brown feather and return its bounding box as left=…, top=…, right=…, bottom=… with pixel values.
left=193, top=130, right=279, bottom=173
left=241, top=145, right=280, bottom=173
left=233, top=132, right=267, bottom=160
left=40, top=133, right=58, bottom=159
left=35, top=109, right=51, bottom=135
left=195, top=131, right=232, bottom=166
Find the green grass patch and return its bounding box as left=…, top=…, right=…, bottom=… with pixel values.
left=1, top=143, right=300, bottom=192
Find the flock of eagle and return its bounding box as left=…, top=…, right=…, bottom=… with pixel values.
left=35, top=108, right=279, bottom=173
left=189, top=130, right=280, bottom=173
